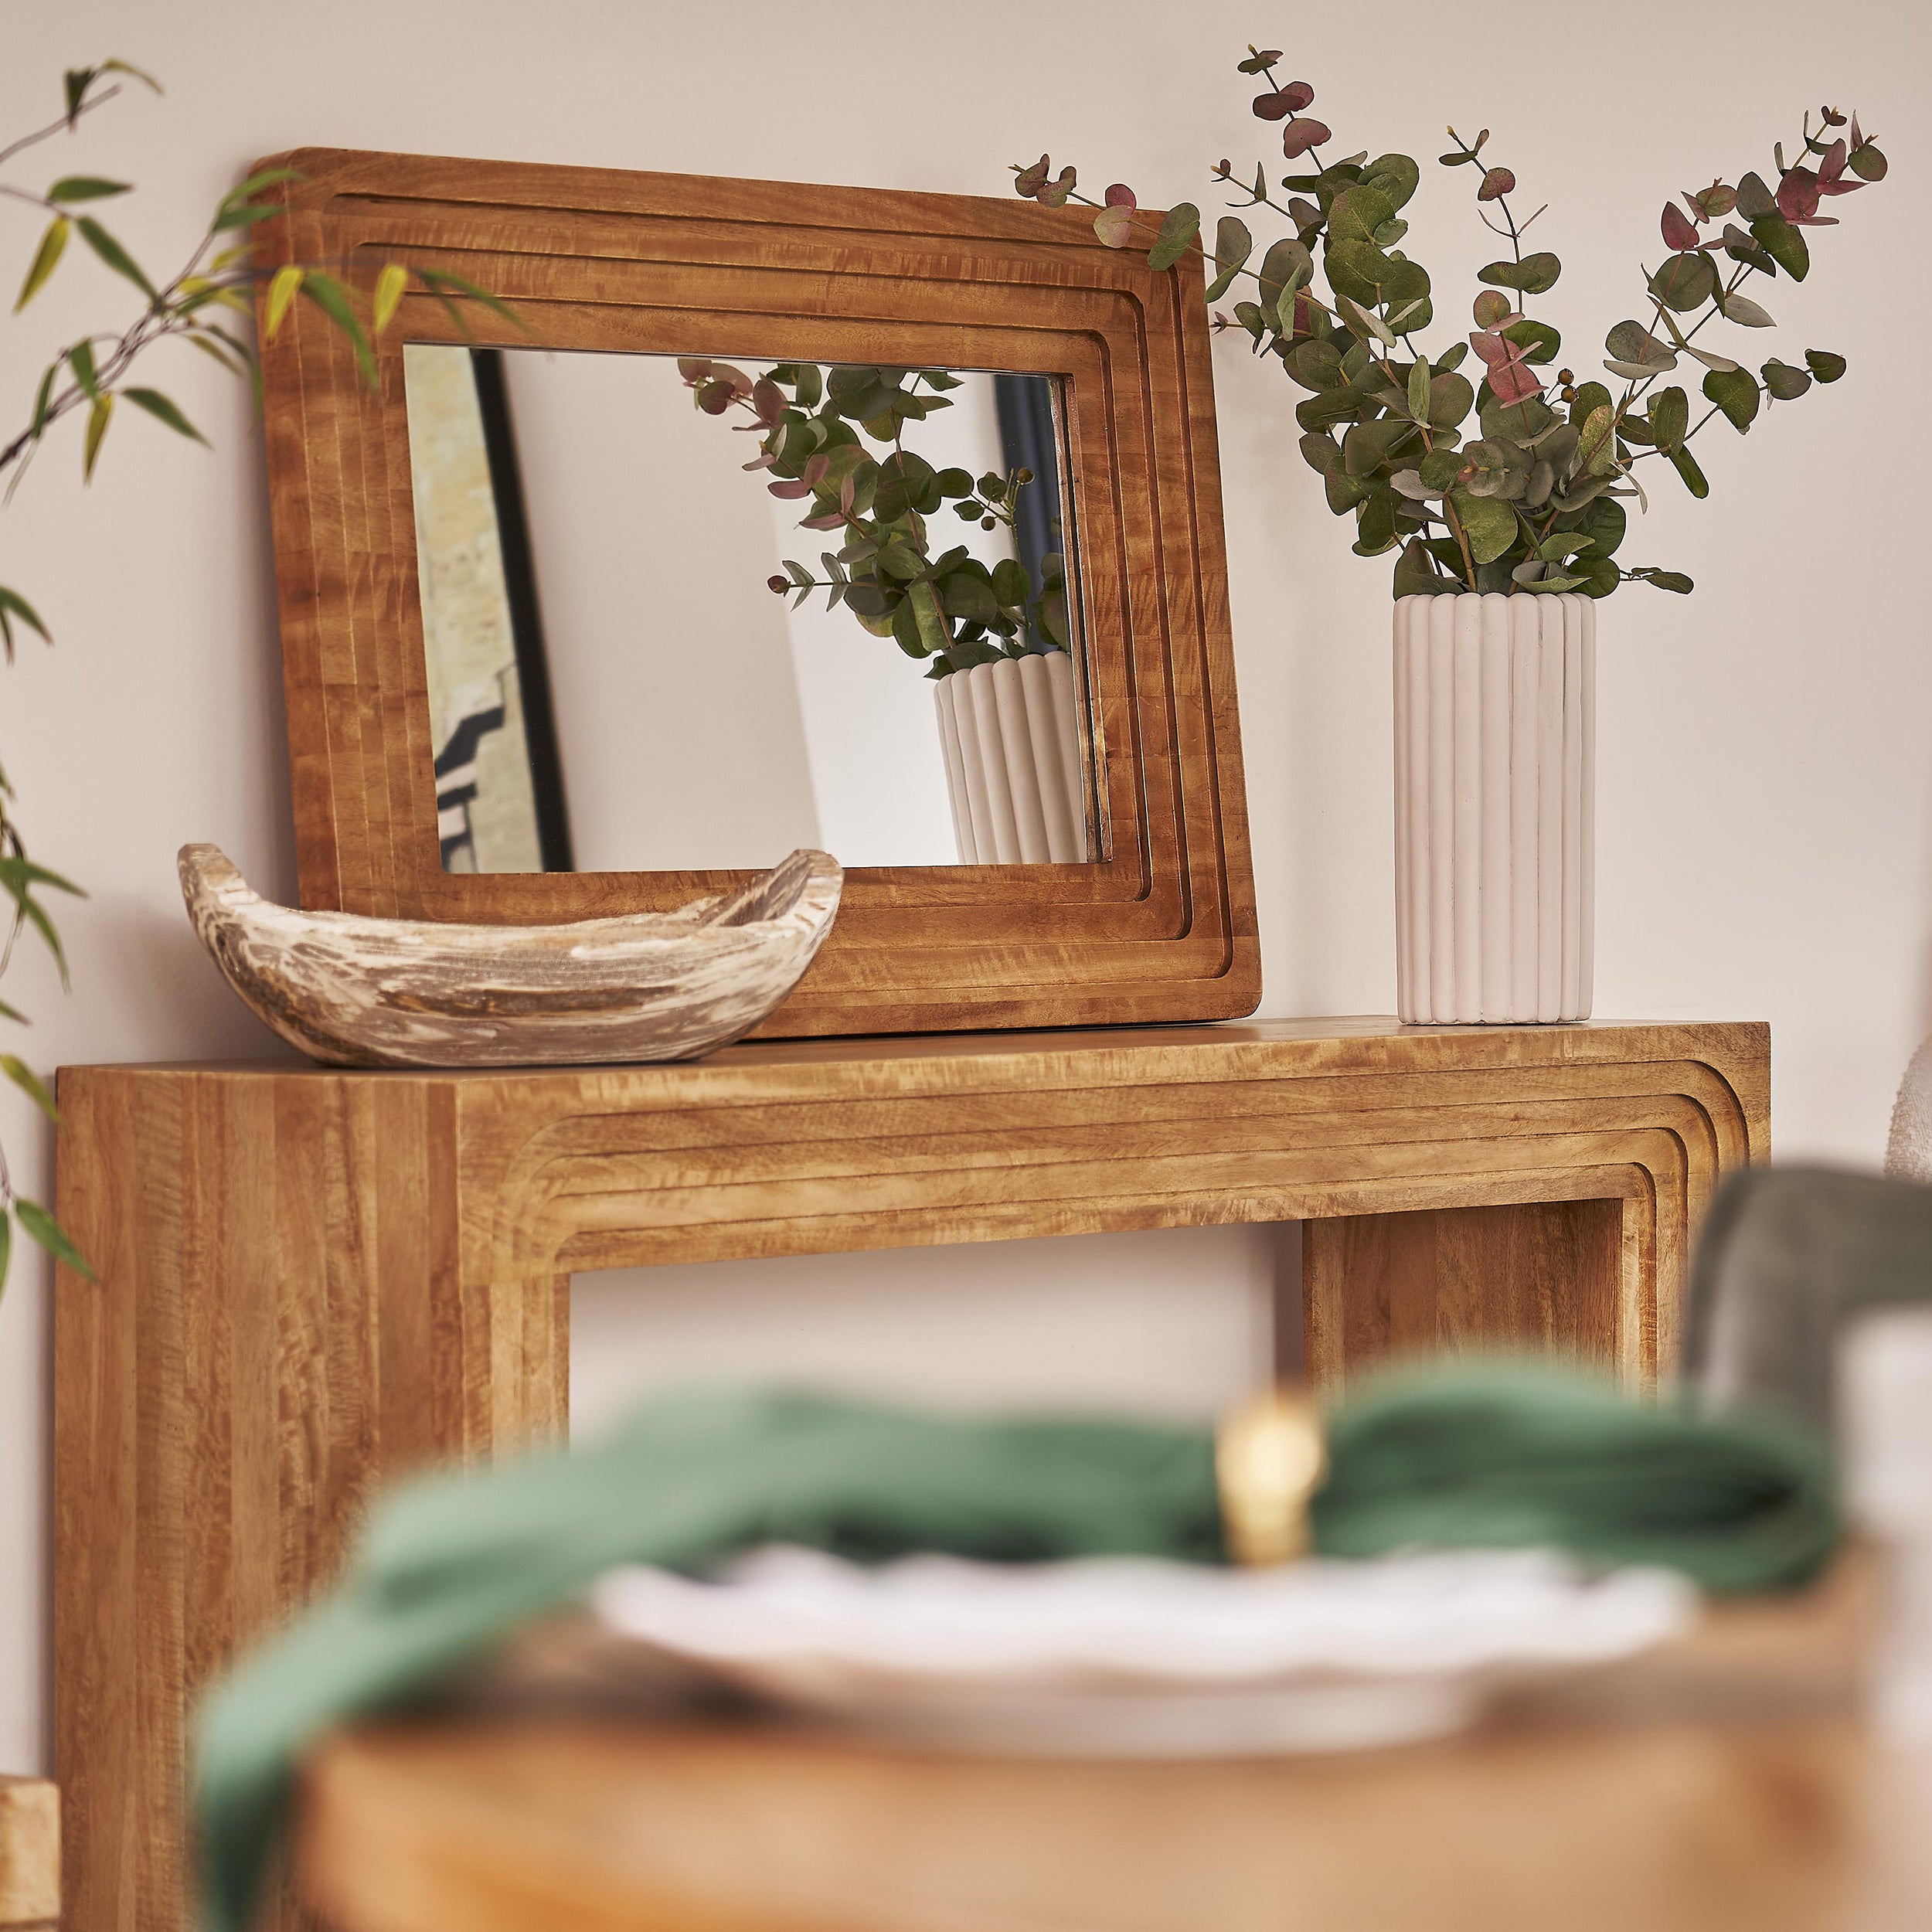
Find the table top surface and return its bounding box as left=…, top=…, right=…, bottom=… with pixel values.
left=293, top=1560, right=1927, bottom=1932
left=63, top=1013, right=1768, bottom=1082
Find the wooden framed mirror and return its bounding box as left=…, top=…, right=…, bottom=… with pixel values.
left=252, top=148, right=1258, bottom=1035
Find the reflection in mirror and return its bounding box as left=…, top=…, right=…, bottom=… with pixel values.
left=401, top=345, right=1097, bottom=875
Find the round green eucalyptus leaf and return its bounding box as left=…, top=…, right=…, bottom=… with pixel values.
left=1362, top=153, right=1420, bottom=211
left=1477, top=251, right=1561, bottom=294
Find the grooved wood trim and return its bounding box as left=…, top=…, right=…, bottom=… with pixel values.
left=53, top=1016, right=1765, bottom=1932
left=248, top=148, right=1260, bottom=1036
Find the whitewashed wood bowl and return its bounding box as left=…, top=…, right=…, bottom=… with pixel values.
left=179, top=844, right=842, bottom=1069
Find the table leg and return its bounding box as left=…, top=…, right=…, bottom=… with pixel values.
left=52, top=1069, right=566, bottom=1932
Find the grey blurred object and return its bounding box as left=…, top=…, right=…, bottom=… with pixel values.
left=1886, top=1036, right=1932, bottom=1181
left=1685, top=1165, right=1932, bottom=1431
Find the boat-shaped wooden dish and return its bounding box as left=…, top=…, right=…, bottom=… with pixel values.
left=179, top=844, right=842, bottom=1069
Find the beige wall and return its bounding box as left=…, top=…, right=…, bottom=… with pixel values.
left=4, top=0, right=1927, bottom=1772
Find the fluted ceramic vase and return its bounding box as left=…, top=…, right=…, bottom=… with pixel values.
left=934, top=652, right=1090, bottom=864
left=1393, top=591, right=1595, bottom=1025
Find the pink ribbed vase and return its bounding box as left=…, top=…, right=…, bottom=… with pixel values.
left=1393, top=592, right=1595, bottom=1025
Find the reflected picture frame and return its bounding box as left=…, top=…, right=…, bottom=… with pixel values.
left=252, top=148, right=1259, bottom=1036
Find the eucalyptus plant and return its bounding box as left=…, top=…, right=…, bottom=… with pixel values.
left=682, top=356, right=1069, bottom=676
left=1015, top=46, right=1884, bottom=600
left=0, top=62, right=511, bottom=1296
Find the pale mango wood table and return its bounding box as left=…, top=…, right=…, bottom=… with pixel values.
left=54, top=1017, right=1768, bottom=1932
left=291, top=1562, right=1932, bottom=1932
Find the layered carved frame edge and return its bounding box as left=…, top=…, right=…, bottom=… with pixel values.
left=250, top=148, right=1260, bottom=1036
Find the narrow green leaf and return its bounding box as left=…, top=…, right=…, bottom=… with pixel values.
left=0, top=1055, right=58, bottom=1121
left=1406, top=358, right=1431, bottom=423
left=218, top=165, right=304, bottom=216
left=0, top=588, right=51, bottom=645
left=123, top=388, right=208, bottom=445
left=15, top=1198, right=95, bottom=1281
left=416, top=269, right=532, bottom=336
left=68, top=339, right=99, bottom=398
left=47, top=176, right=131, bottom=203
left=75, top=217, right=158, bottom=300
left=83, top=393, right=113, bottom=481
left=14, top=218, right=69, bottom=312
left=29, top=363, right=56, bottom=437
left=299, top=274, right=377, bottom=385
left=99, top=58, right=162, bottom=94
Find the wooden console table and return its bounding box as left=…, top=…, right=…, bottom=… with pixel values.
left=51, top=1016, right=1765, bottom=1932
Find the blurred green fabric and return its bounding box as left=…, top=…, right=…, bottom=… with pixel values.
left=195, top=1369, right=1837, bottom=1932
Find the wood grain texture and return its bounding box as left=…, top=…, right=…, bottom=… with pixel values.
left=1304, top=1197, right=1631, bottom=1385
left=53, top=1016, right=1765, bottom=1932
left=248, top=148, right=1260, bottom=1036
left=0, top=1780, right=58, bottom=1927
left=287, top=1564, right=1923, bottom=1932
left=179, top=844, right=842, bottom=1068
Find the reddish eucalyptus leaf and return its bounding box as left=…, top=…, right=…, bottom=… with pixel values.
left=1282, top=80, right=1315, bottom=111
left=1821, top=106, right=1847, bottom=126
left=766, top=575, right=789, bottom=594
left=1104, top=183, right=1137, bottom=208
left=1093, top=204, right=1138, bottom=248
left=676, top=356, right=711, bottom=383
left=1478, top=166, right=1515, bottom=201
left=768, top=478, right=813, bottom=499
left=1038, top=166, right=1078, bottom=207
left=1014, top=154, right=1049, bottom=199
left=1469, top=328, right=1543, bottom=405
left=1281, top=117, right=1332, bottom=158
left=1253, top=90, right=1292, bottom=120
left=1660, top=202, right=1700, bottom=251
left=1777, top=168, right=1821, bottom=222
left=1685, top=181, right=1736, bottom=220
left=1815, top=138, right=1862, bottom=195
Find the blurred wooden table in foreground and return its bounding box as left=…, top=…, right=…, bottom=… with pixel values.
left=291, top=1563, right=1932, bottom=1932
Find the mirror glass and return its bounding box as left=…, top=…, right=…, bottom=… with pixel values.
left=400, top=344, right=1098, bottom=874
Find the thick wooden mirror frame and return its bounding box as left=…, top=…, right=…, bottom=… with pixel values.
left=252, top=148, right=1259, bottom=1036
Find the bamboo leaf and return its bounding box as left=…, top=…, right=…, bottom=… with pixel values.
left=372, top=263, right=409, bottom=335
left=99, top=58, right=162, bottom=94
left=0, top=588, right=51, bottom=645
left=14, top=218, right=69, bottom=312
left=76, top=217, right=157, bottom=300
left=217, top=165, right=304, bottom=216
left=83, top=393, right=113, bottom=481
left=299, top=274, right=377, bottom=385
left=263, top=264, right=305, bottom=338
left=47, top=176, right=130, bottom=203
left=29, top=363, right=56, bottom=437
left=416, top=269, right=532, bottom=336
left=0, top=1056, right=58, bottom=1122
left=68, top=340, right=99, bottom=398
left=123, top=388, right=208, bottom=445
left=15, top=1199, right=95, bottom=1281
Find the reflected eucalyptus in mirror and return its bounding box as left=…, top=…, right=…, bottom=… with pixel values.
left=679, top=358, right=1070, bottom=677
left=403, top=345, right=1095, bottom=876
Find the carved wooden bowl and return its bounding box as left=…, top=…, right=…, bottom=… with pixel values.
left=179, top=844, right=842, bottom=1068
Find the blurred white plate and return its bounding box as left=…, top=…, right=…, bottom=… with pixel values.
left=590, top=1545, right=1696, bottom=1757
